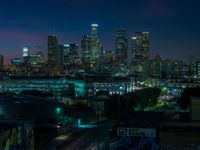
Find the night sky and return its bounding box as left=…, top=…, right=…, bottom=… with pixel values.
left=1, top=0, right=200, bottom=64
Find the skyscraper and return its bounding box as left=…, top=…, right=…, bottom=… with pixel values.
left=29, top=52, right=45, bottom=68
left=188, top=55, right=196, bottom=77
left=64, top=44, right=78, bottom=60
left=150, top=54, right=162, bottom=78
left=23, top=46, right=29, bottom=57
left=81, top=34, right=90, bottom=65
left=99, top=50, right=114, bottom=73
left=162, top=59, right=172, bottom=78
left=0, top=55, right=4, bottom=70
left=196, top=61, right=200, bottom=78
left=58, top=44, right=64, bottom=69
left=115, top=30, right=128, bottom=64
left=81, top=24, right=102, bottom=72
left=64, top=43, right=79, bottom=67
left=48, top=35, right=57, bottom=67
left=171, top=60, right=183, bottom=78
left=22, top=46, right=30, bottom=66
left=114, top=30, right=128, bottom=76
left=89, top=24, right=101, bottom=64
left=131, top=32, right=150, bottom=78
left=47, top=35, right=63, bottom=69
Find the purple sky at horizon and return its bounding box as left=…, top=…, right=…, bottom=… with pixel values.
left=0, top=0, right=200, bottom=64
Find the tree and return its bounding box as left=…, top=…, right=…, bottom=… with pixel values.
left=127, top=87, right=161, bottom=111
left=104, top=87, right=161, bottom=118
left=177, top=88, right=200, bottom=110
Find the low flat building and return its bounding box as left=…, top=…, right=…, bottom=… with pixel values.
left=110, top=112, right=164, bottom=150
left=0, top=76, right=134, bottom=99
left=0, top=94, right=65, bottom=122
left=109, top=111, right=200, bottom=150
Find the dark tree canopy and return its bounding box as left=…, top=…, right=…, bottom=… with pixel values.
left=178, top=88, right=200, bottom=110
left=105, top=87, right=161, bottom=118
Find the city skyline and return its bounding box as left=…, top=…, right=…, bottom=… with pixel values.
left=1, top=0, right=200, bottom=64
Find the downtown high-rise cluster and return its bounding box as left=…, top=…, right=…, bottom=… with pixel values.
left=46, top=24, right=151, bottom=78
left=0, top=24, right=200, bottom=80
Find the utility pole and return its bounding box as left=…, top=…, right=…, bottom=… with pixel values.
left=118, top=94, right=120, bottom=121
left=96, top=104, right=100, bottom=150
left=0, top=70, right=3, bottom=92
left=26, top=57, right=30, bottom=92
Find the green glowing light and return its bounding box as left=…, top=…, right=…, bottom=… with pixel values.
left=56, top=107, right=61, bottom=114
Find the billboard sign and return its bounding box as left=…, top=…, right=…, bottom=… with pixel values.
left=117, top=127, right=156, bottom=138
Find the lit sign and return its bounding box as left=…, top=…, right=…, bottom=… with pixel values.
left=117, top=127, right=156, bottom=137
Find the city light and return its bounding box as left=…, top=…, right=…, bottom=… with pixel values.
left=0, top=1, right=200, bottom=150
left=23, top=46, right=29, bottom=57
left=64, top=44, right=70, bottom=47
left=56, top=107, right=61, bottom=114
left=91, top=24, right=98, bottom=27
left=132, top=37, right=137, bottom=40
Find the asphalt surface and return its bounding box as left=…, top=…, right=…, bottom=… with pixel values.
left=56, top=121, right=114, bottom=150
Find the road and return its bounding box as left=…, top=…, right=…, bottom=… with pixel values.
left=56, top=121, right=114, bottom=150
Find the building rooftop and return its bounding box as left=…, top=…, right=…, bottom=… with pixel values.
left=0, top=94, right=61, bottom=105
left=117, top=111, right=165, bottom=128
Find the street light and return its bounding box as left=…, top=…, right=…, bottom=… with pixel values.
left=56, top=107, right=61, bottom=114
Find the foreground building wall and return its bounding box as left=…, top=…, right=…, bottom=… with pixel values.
left=0, top=121, right=34, bottom=150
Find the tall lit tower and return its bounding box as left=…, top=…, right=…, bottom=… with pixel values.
left=64, top=43, right=78, bottom=66
left=81, top=34, right=91, bottom=65
left=91, top=24, right=98, bottom=38
left=48, top=35, right=59, bottom=68
left=0, top=55, right=3, bottom=69
left=63, top=43, right=78, bottom=58
left=132, top=32, right=150, bottom=61
left=23, top=46, right=29, bottom=57
left=115, top=30, right=128, bottom=64
left=188, top=55, right=196, bottom=77
left=22, top=46, right=30, bottom=66
left=113, top=30, right=128, bottom=76
left=196, top=61, right=200, bottom=78
left=90, top=24, right=101, bottom=64
left=131, top=32, right=150, bottom=77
